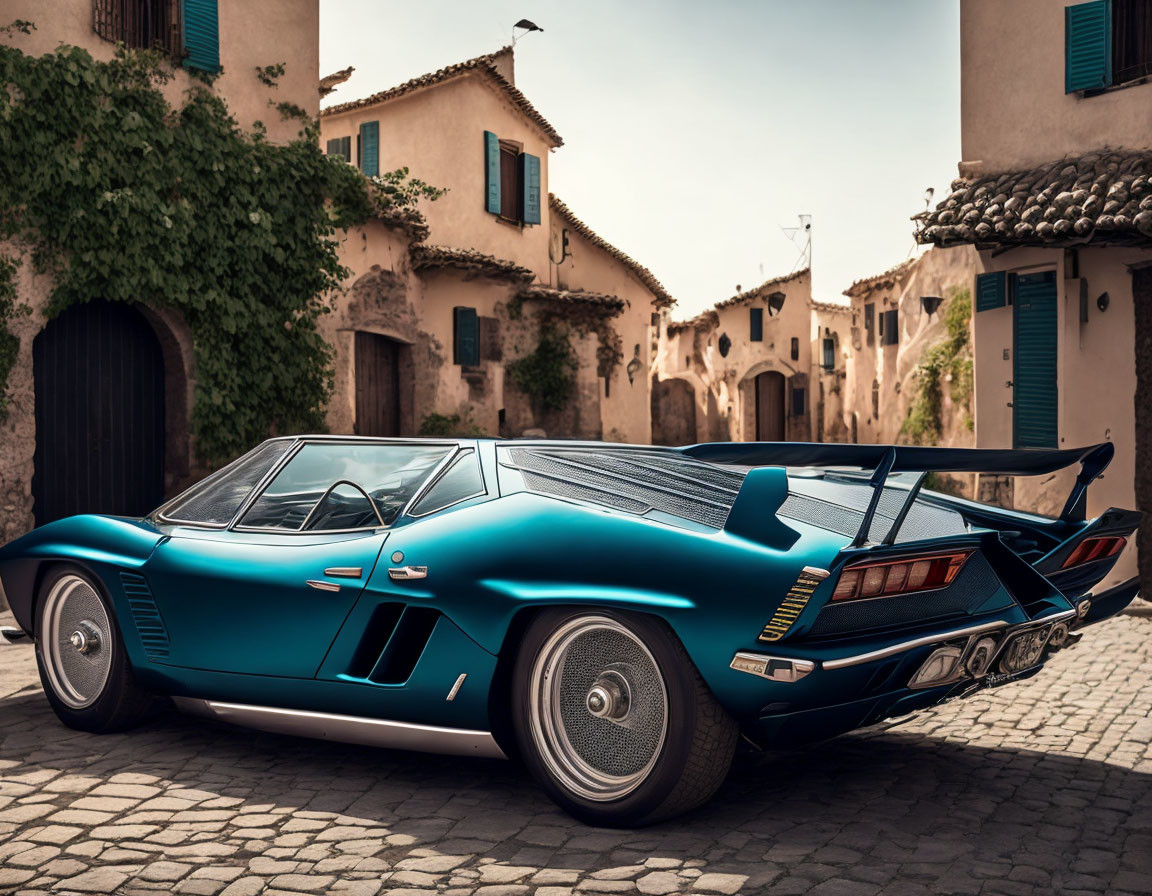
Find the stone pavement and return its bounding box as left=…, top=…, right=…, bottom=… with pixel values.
left=1, top=608, right=1151, bottom=896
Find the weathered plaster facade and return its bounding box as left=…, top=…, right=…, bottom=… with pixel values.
left=0, top=1, right=317, bottom=565
left=653, top=270, right=813, bottom=445
left=320, top=48, right=670, bottom=444
left=917, top=0, right=1152, bottom=588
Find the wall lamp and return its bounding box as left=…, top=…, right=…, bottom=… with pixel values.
left=767, top=291, right=786, bottom=316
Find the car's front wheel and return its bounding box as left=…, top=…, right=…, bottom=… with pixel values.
left=35, top=565, right=155, bottom=733
left=511, top=608, right=738, bottom=826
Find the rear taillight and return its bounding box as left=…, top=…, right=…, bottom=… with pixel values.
left=831, top=551, right=971, bottom=602
left=1061, top=536, right=1126, bottom=569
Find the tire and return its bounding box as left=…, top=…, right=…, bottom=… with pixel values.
left=511, top=608, right=739, bottom=826
left=35, top=564, right=156, bottom=733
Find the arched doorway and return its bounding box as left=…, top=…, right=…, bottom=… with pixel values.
left=33, top=301, right=166, bottom=525
left=755, top=371, right=786, bottom=441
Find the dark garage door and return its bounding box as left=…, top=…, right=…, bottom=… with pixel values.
left=33, top=301, right=166, bottom=525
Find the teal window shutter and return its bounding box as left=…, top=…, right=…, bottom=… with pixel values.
left=326, top=138, right=341, bottom=156
left=454, top=307, right=479, bottom=366
left=1013, top=271, right=1059, bottom=448
left=975, top=271, right=1007, bottom=311
left=181, top=0, right=220, bottom=73
left=521, top=153, right=541, bottom=224
left=359, top=121, right=379, bottom=177
left=750, top=307, right=763, bottom=342
left=1066, top=0, right=1112, bottom=92
left=881, top=310, right=899, bottom=345
left=484, top=131, right=501, bottom=214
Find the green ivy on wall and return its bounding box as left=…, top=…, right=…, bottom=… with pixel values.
left=900, top=287, right=974, bottom=446
left=507, top=323, right=579, bottom=414
left=0, top=28, right=438, bottom=464
left=0, top=255, right=29, bottom=420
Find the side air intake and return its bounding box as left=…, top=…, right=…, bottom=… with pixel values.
left=120, top=573, right=170, bottom=659
left=346, top=603, right=441, bottom=685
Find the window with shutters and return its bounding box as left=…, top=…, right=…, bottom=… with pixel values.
left=358, top=122, right=379, bottom=177
left=822, top=338, right=835, bottom=370
left=326, top=137, right=352, bottom=164
left=863, top=303, right=875, bottom=347
left=750, top=307, right=764, bottom=342
left=1066, top=0, right=1152, bottom=92
left=93, top=0, right=182, bottom=56
left=792, top=388, right=806, bottom=417
left=483, top=132, right=540, bottom=225
left=454, top=307, right=479, bottom=366
left=881, top=310, right=899, bottom=346
left=790, top=337, right=799, bottom=361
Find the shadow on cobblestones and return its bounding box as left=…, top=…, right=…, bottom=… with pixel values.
left=1, top=614, right=1151, bottom=894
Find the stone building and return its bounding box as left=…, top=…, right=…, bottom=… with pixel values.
left=0, top=0, right=320, bottom=545
left=915, top=0, right=1152, bottom=587
left=814, top=248, right=977, bottom=448
left=318, top=48, right=673, bottom=444
left=651, top=270, right=813, bottom=445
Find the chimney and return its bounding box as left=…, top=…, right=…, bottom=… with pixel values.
left=489, top=46, right=515, bottom=84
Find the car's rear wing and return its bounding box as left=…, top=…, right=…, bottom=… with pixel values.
left=679, top=441, right=1115, bottom=546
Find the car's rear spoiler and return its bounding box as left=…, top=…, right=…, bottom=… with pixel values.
left=680, top=441, right=1114, bottom=544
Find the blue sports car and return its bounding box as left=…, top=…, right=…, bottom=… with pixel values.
left=0, top=436, right=1140, bottom=825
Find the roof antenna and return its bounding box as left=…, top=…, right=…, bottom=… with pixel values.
left=780, top=214, right=812, bottom=275
left=512, top=19, right=543, bottom=45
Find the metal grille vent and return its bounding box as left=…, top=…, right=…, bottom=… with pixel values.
left=508, top=447, right=744, bottom=529
left=120, top=573, right=170, bottom=659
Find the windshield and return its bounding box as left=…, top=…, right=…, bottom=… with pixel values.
left=239, top=442, right=453, bottom=530
left=158, top=440, right=294, bottom=525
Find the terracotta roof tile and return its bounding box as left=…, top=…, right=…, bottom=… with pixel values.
left=410, top=245, right=535, bottom=281
left=517, top=284, right=626, bottom=315
left=843, top=259, right=915, bottom=298
left=812, top=299, right=852, bottom=314
left=916, top=149, right=1152, bottom=248
left=713, top=268, right=809, bottom=310
left=549, top=195, right=674, bottom=308
left=321, top=47, right=563, bottom=147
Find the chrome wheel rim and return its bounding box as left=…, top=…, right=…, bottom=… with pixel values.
left=529, top=616, right=668, bottom=802
left=40, top=575, right=112, bottom=709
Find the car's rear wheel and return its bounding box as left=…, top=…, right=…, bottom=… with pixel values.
left=36, top=565, right=155, bottom=732
left=511, top=608, right=738, bottom=826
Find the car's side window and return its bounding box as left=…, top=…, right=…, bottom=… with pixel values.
left=160, top=439, right=293, bottom=525
left=410, top=449, right=485, bottom=517
left=239, top=443, right=452, bottom=531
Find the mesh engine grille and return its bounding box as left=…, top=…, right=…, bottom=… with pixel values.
left=808, top=552, right=1009, bottom=638
left=120, top=573, right=170, bottom=659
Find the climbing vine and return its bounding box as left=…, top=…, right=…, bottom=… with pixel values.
left=0, top=31, right=438, bottom=463
left=507, top=322, right=579, bottom=414
left=900, top=287, right=974, bottom=445
left=0, top=255, right=28, bottom=420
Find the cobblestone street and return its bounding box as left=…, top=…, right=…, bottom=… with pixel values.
left=1, top=608, right=1150, bottom=896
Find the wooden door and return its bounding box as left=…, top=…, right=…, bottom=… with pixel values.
left=355, top=331, right=400, bottom=437
left=33, top=301, right=166, bottom=525
left=755, top=371, right=786, bottom=441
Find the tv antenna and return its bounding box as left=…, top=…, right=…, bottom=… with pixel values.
left=781, top=214, right=812, bottom=274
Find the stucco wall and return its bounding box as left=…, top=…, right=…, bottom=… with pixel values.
left=961, top=0, right=1152, bottom=171
left=552, top=223, right=656, bottom=443
left=972, top=244, right=1144, bottom=584
left=321, top=76, right=554, bottom=276
left=3, top=0, right=319, bottom=145
left=811, top=306, right=853, bottom=442
left=840, top=247, right=977, bottom=448
left=654, top=272, right=813, bottom=443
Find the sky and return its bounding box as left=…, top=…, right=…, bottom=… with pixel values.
left=319, top=0, right=961, bottom=319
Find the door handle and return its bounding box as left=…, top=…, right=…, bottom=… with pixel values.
left=306, top=580, right=341, bottom=592
left=323, top=567, right=362, bottom=578
left=389, top=566, right=428, bottom=580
